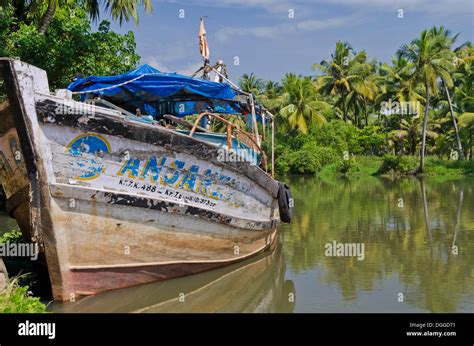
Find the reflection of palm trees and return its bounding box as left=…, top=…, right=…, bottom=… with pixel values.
left=419, top=178, right=434, bottom=257
left=452, top=188, right=464, bottom=252
left=284, top=175, right=474, bottom=312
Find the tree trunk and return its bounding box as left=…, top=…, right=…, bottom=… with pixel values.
left=444, top=83, right=465, bottom=160
left=470, top=127, right=472, bottom=160
left=400, top=137, right=405, bottom=156
left=364, top=97, right=368, bottom=126
left=419, top=83, right=430, bottom=173
left=420, top=178, right=433, bottom=257
left=341, top=87, right=347, bottom=122
left=38, top=1, right=56, bottom=34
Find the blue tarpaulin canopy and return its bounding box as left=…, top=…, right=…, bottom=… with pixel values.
left=67, top=64, right=249, bottom=118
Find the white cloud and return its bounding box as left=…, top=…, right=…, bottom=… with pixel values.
left=312, top=0, right=473, bottom=15
left=155, top=0, right=473, bottom=16
left=146, top=40, right=196, bottom=64
left=176, top=62, right=204, bottom=76
left=141, top=38, right=204, bottom=75
left=215, top=13, right=363, bottom=41
left=142, top=56, right=171, bottom=71
left=297, top=14, right=364, bottom=31
left=142, top=56, right=202, bottom=75
left=215, top=25, right=288, bottom=41
left=156, top=0, right=301, bottom=14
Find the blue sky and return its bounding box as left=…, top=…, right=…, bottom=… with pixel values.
left=104, top=0, right=474, bottom=82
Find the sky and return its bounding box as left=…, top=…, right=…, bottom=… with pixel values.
left=103, top=0, right=474, bottom=82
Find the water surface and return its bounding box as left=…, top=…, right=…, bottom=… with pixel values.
left=2, top=176, right=473, bottom=312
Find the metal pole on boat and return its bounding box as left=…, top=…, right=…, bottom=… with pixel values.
left=271, top=113, right=275, bottom=178
left=209, top=66, right=243, bottom=92
left=249, top=94, right=261, bottom=148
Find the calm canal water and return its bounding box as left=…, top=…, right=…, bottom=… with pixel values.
left=2, top=176, right=474, bottom=312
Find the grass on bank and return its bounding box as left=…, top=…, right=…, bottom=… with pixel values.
left=0, top=229, right=48, bottom=313
left=316, top=155, right=474, bottom=177
left=0, top=276, right=48, bottom=313
left=0, top=229, right=22, bottom=243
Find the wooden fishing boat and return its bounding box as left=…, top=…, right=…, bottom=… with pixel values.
left=0, top=187, right=5, bottom=209
left=0, top=58, right=292, bottom=301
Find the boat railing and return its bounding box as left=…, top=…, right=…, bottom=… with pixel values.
left=188, top=112, right=268, bottom=172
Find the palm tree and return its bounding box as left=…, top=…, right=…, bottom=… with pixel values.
left=238, top=73, right=264, bottom=95
left=458, top=113, right=474, bottom=159
left=257, top=81, right=283, bottom=114
left=313, top=41, right=369, bottom=123
left=390, top=116, right=440, bottom=155
left=377, top=57, right=422, bottom=112
left=376, top=57, right=426, bottom=154
left=346, top=59, right=379, bottom=127
left=263, top=80, right=281, bottom=96
left=397, top=29, right=454, bottom=172
left=429, top=26, right=465, bottom=160
left=453, top=44, right=474, bottom=112
left=2, top=0, right=153, bottom=34
left=453, top=43, right=474, bottom=159
left=278, top=74, right=329, bottom=134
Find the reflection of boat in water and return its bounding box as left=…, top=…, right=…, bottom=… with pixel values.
left=50, top=237, right=294, bottom=313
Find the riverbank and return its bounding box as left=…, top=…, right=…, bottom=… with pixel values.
left=275, top=154, right=474, bottom=178
left=0, top=230, right=48, bottom=313
left=271, top=121, right=474, bottom=178
left=318, top=156, right=474, bottom=177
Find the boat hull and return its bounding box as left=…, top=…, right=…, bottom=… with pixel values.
left=51, top=236, right=292, bottom=313
left=0, top=59, right=280, bottom=301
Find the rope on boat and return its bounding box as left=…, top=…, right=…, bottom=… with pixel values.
left=70, top=73, right=162, bottom=94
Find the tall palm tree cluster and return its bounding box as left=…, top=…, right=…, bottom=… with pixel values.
left=239, top=27, right=473, bottom=172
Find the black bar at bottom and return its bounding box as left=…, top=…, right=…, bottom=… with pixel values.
left=0, top=313, right=472, bottom=345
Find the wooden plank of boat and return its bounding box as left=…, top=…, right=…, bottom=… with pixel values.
left=0, top=58, right=282, bottom=301
left=163, top=114, right=208, bottom=133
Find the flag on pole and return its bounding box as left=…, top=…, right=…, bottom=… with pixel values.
left=199, top=17, right=210, bottom=62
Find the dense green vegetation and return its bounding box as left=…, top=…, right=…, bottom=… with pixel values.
left=0, top=275, right=48, bottom=313
left=239, top=28, right=473, bottom=176
left=0, top=228, right=22, bottom=243
left=0, top=1, right=148, bottom=90
left=0, top=229, right=47, bottom=313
